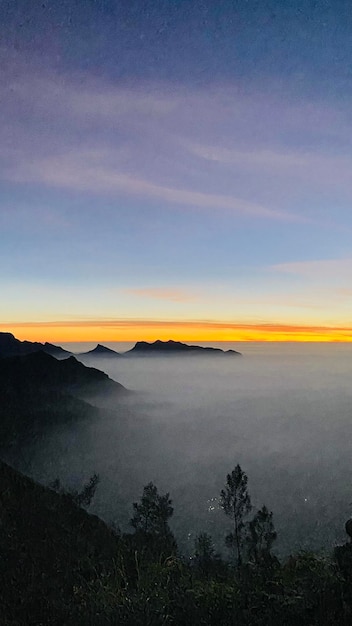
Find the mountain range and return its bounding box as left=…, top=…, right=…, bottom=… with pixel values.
left=125, top=339, right=241, bottom=356
left=0, top=333, right=242, bottom=360
left=0, top=332, right=71, bottom=359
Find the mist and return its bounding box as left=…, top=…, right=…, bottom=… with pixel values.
left=5, top=342, right=352, bottom=557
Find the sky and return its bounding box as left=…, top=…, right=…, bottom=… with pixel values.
left=1, top=0, right=352, bottom=342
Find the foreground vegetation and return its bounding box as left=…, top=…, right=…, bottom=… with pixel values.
left=2, top=460, right=352, bottom=625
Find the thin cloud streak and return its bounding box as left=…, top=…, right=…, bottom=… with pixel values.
left=3, top=319, right=352, bottom=333
left=189, top=144, right=352, bottom=191
left=7, top=151, right=299, bottom=221
left=271, top=258, right=352, bottom=279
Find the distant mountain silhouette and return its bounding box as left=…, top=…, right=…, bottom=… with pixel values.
left=78, top=344, right=121, bottom=358
left=125, top=339, right=241, bottom=356
left=0, top=332, right=71, bottom=359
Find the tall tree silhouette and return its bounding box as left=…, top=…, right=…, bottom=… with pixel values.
left=220, top=464, right=252, bottom=565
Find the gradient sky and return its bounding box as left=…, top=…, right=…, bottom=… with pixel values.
left=1, top=0, right=352, bottom=342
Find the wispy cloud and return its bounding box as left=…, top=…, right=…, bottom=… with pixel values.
left=271, top=258, right=352, bottom=279
left=6, top=149, right=300, bottom=221
left=188, top=144, right=352, bottom=191
left=3, top=67, right=350, bottom=224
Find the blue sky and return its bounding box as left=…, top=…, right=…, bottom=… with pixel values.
left=1, top=0, right=352, bottom=341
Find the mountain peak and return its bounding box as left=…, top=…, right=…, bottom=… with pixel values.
left=78, top=344, right=121, bottom=357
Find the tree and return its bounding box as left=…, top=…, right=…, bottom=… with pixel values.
left=246, top=505, right=277, bottom=564
left=49, top=473, right=100, bottom=508
left=220, top=464, right=252, bottom=565
left=129, top=482, right=176, bottom=559
left=130, top=482, right=173, bottom=536
left=74, top=473, right=100, bottom=507
left=193, top=533, right=215, bottom=574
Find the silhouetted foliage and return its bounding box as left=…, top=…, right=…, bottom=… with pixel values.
left=129, top=481, right=177, bottom=560
left=130, top=481, right=173, bottom=535
left=220, top=464, right=252, bottom=565
left=246, top=504, right=277, bottom=564
left=2, top=459, right=352, bottom=625
left=49, top=473, right=100, bottom=508
left=192, top=532, right=226, bottom=580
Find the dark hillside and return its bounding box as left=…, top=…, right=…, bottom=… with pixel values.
left=0, top=351, right=127, bottom=447
left=0, top=460, right=121, bottom=626
left=0, top=350, right=125, bottom=397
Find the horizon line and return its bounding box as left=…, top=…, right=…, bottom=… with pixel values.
left=2, top=319, right=352, bottom=343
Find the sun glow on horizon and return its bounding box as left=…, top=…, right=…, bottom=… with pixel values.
left=2, top=319, right=352, bottom=343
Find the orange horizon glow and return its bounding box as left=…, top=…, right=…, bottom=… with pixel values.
left=2, top=319, right=352, bottom=343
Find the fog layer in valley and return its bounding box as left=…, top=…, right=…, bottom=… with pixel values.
left=6, top=342, right=352, bottom=557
